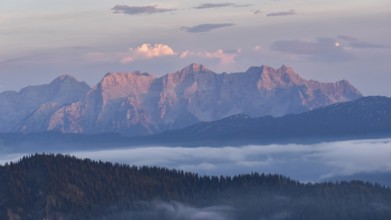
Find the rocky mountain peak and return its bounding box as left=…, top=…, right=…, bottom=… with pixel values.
left=334, top=79, right=363, bottom=99
left=97, top=72, right=155, bottom=103
left=100, top=72, right=154, bottom=88
left=247, top=65, right=301, bottom=80
left=180, top=63, right=210, bottom=74
left=50, top=74, right=90, bottom=91
left=53, top=74, right=78, bottom=83
left=167, top=63, right=213, bottom=83
left=247, top=65, right=305, bottom=90
left=245, top=65, right=263, bottom=74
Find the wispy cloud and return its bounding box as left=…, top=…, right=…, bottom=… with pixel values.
left=100, top=201, right=234, bottom=219
left=180, top=23, right=234, bottom=33
left=2, top=139, right=391, bottom=183
left=112, top=5, right=176, bottom=15
left=82, top=43, right=239, bottom=65
left=194, top=3, right=250, bottom=9
left=198, top=49, right=239, bottom=64
left=337, top=35, right=358, bottom=42
left=57, top=138, right=391, bottom=182
left=154, top=201, right=233, bottom=220
left=271, top=37, right=353, bottom=61
left=254, top=10, right=262, bottom=15
left=267, top=10, right=296, bottom=17
left=350, top=42, right=390, bottom=49
left=82, top=44, right=177, bottom=64
left=253, top=45, right=262, bottom=51
left=336, top=35, right=389, bottom=49
left=180, top=48, right=240, bottom=64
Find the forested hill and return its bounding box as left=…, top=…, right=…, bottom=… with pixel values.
left=1, top=154, right=391, bottom=220
left=148, top=96, right=391, bottom=145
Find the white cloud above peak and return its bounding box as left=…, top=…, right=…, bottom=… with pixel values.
left=200, top=49, right=239, bottom=64
left=81, top=43, right=241, bottom=67
left=132, top=43, right=176, bottom=58
left=120, top=43, right=177, bottom=64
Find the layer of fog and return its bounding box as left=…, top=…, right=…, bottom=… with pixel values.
left=98, top=200, right=293, bottom=220
left=1, top=138, right=391, bottom=182
left=97, top=201, right=234, bottom=220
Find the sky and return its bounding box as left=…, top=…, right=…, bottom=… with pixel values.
left=0, top=0, right=390, bottom=96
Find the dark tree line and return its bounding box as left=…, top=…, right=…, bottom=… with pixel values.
left=0, top=153, right=390, bottom=220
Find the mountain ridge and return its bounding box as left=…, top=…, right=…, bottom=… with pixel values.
left=0, top=64, right=362, bottom=136
left=0, top=75, right=91, bottom=132
left=1, top=96, right=389, bottom=150
left=146, top=96, right=391, bottom=145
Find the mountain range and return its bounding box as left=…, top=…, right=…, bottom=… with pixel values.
left=0, top=64, right=362, bottom=136
left=1, top=96, right=390, bottom=151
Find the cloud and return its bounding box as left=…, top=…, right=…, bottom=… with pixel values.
left=271, top=37, right=353, bottom=61
left=2, top=139, right=391, bottom=184
left=198, top=49, right=239, bottom=64
left=267, top=10, right=296, bottom=17
left=82, top=44, right=177, bottom=64
left=112, top=5, right=176, bottom=15
left=194, top=3, right=250, bottom=9
left=254, top=10, right=262, bottom=15
left=180, top=23, right=234, bottom=33
left=337, top=35, right=358, bottom=42
left=130, top=43, right=176, bottom=58
left=314, top=139, right=391, bottom=178
left=154, top=201, right=233, bottom=220
left=180, top=48, right=240, bottom=64
left=100, top=201, right=234, bottom=220
left=120, top=43, right=177, bottom=64
left=81, top=44, right=238, bottom=66
left=336, top=35, right=389, bottom=49
left=349, top=41, right=390, bottom=49
left=253, top=45, right=262, bottom=51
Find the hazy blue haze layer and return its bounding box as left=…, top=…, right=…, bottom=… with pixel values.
left=1, top=138, right=390, bottom=183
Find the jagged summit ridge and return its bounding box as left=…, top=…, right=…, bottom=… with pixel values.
left=0, top=64, right=362, bottom=136
left=53, top=74, right=79, bottom=82
left=180, top=63, right=210, bottom=73
left=0, top=76, right=90, bottom=132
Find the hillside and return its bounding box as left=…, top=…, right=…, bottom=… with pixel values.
left=147, top=96, right=391, bottom=145
left=1, top=154, right=391, bottom=220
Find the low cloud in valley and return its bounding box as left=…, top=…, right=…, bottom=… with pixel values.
left=2, top=139, right=391, bottom=183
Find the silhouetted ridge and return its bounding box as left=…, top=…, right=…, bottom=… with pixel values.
left=149, top=96, right=391, bottom=144
left=180, top=63, right=210, bottom=73
left=1, top=154, right=391, bottom=220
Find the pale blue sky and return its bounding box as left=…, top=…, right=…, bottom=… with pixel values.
left=1, top=0, right=390, bottom=96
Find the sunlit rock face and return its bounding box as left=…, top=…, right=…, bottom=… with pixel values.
left=0, top=75, right=90, bottom=132
left=0, top=64, right=362, bottom=136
